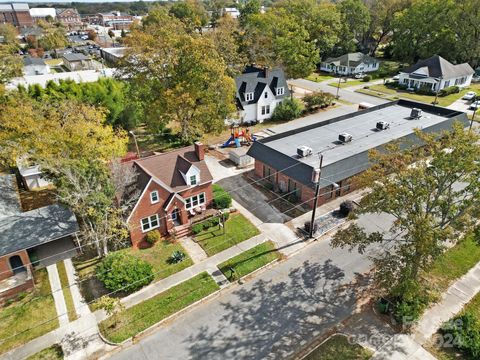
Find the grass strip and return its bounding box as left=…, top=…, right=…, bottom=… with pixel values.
left=26, top=344, right=63, bottom=359
left=56, top=261, right=77, bottom=322
left=218, top=241, right=281, bottom=282
left=304, top=334, right=372, bottom=360
left=99, top=272, right=219, bottom=343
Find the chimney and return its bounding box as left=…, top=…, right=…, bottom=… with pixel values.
left=311, top=168, right=320, bottom=183
left=194, top=141, right=205, bottom=161
left=264, top=66, right=269, bottom=78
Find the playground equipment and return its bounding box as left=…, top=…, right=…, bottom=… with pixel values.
left=221, top=125, right=256, bottom=148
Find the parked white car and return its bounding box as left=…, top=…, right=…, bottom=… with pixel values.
left=392, top=75, right=400, bottom=81
left=463, top=91, right=477, bottom=100
left=354, top=73, right=366, bottom=79
left=469, top=100, right=480, bottom=110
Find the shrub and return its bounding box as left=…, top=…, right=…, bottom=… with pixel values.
left=438, top=85, right=460, bottom=97
left=96, top=252, right=154, bottom=292
left=144, top=230, right=161, bottom=245
left=363, top=86, right=369, bottom=89
left=271, top=98, right=304, bottom=121
left=362, top=75, right=371, bottom=82
left=168, top=250, right=186, bottom=264
left=212, top=184, right=232, bottom=209
left=339, top=200, right=354, bottom=217
left=303, top=91, right=335, bottom=111
left=441, top=312, right=480, bottom=358
left=416, top=84, right=435, bottom=96
left=207, top=216, right=220, bottom=227
left=222, top=211, right=230, bottom=221
left=192, top=223, right=204, bottom=234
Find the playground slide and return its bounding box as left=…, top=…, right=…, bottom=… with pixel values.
left=221, top=136, right=234, bottom=148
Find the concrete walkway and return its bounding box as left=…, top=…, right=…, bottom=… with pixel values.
left=179, top=236, right=208, bottom=263
left=64, top=258, right=91, bottom=318
left=46, top=264, right=69, bottom=327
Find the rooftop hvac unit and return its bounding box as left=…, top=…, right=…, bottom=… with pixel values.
left=338, top=133, right=353, bottom=143
left=297, top=145, right=313, bottom=158
left=376, top=121, right=390, bottom=130
left=410, top=108, right=422, bottom=119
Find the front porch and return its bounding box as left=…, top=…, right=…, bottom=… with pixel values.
left=0, top=267, right=34, bottom=301
left=168, top=208, right=220, bottom=239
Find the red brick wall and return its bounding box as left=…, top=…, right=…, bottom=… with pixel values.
left=16, top=11, right=34, bottom=27
left=0, top=250, right=31, bottom=281
left=0, top=278, right=34, bottom=304
left=179, top=182, right=213, bottom=208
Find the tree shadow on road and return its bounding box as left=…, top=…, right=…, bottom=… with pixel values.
left=185, top=259, right=368, bottom=360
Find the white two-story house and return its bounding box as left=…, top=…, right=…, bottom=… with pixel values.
left=398, top=55, right=474, bottom=92
left=319, top=52, right=379, bottom=76
left=235, top=66, right=290, bottom=124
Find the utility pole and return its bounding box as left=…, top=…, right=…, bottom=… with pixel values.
left=309, top=153, right=324, bottom=238
left=433, top=76, right=442, bottom=106
left=470, top=96, right=478, bottom=131
left=336, top=75, right=341, bottom=99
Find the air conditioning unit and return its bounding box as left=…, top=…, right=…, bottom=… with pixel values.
left=376, top=121, right=390, bottom=130
left=297, top=145, right=313, bottom=158
left=410, top=108, right=422, bottom=119
left=338, top=133, right=353, bottom=143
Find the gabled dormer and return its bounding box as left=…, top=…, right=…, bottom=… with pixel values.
left=177, top=156, right=201, bottom=186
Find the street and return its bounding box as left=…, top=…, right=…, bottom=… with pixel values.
left=108, top=213, right=390, bottom=360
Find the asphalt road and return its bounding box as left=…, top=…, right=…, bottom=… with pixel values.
left=108, top=213, right=392, bottom=360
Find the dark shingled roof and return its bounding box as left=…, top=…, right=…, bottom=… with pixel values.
left=323, top=52, right=377, bottom=67
left=0, top=204, right=79, bottom=257
left=402, top=55, right=474, bottom=79
left=235, top=66, right=289, bottom=106
left=63, top=53, right=90, bottom=62
left=23, top=56, right=47, bottom=67
left=0, top=175, right=22, bottom=219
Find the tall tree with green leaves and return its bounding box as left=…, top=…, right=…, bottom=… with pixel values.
left=121, top=8, right=236, bottom=142
left=238, top=0, right=261, bottom=27
left=169, top=0, right=209, bottom=32
left=336, top=0, right=371, bottom=54
left=331, top=124, right=480, bottom=307
left=0, top=45, right=21, bottom=87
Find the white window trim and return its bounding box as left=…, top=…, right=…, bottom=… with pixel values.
left=245, top=92, right=254, bottom=101
left=141, top=214, right=160, bottom=233
left=185, top=192, right=206, bottom=210
left=150, top=190, right=159, bottom=204
left=189, top=175, right=197, bottom=186
left=276, top=87, right=284, bottom=96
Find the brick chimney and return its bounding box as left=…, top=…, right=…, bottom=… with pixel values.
left=194, top=142, right=205, bottom=161
left=264, top=66, right=269, bottom=78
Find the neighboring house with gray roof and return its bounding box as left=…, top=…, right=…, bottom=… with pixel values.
left=122, top=143, right=214, bottom=248
left=320, top=52, right=379, bottom=75
left=247, top=100, right=469, bottom=209
left=62, top=53, right=93, bottom=71
left=23, top=56, right=50, bottom=76
left=235, top=65, right=290, bottom=124
left=0, top=174, right=79, bottom=302
left=398, top=55, right=474, bottom=91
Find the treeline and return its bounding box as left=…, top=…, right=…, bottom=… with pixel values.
left=19, top=78, right=140, bottom=130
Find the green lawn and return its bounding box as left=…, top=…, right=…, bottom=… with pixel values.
left=218, top=241, right=281, bottom=282
left=0, top=269, right=59, bottom=354
left=26, top=344, right=63, bottom=360
left=328, top=79, right=370, bottom=89
left=121, top=240, right=194, bottom=280
left=425, top=235, right=480, bottom=293
left=356, top=83, right=480, bottom=107
left=99, top=272, right=219, bottom=343
left=306, top=73, right=336, bottom=83
left=195, top=213, right=260, bottom=256
left=56, top=261, right=77, bottom=322
left=304, top=335, right=372, bottom=360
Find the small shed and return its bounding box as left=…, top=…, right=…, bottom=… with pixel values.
left=18, top=165, right=52, bottom=190
left=229, top=147, right=254, bottom=168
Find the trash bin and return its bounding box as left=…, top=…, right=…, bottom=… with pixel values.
left=378, top=298, right=390, bottom=314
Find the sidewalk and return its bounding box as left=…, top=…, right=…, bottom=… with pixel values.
left=46, top=264, right=69, bottom=327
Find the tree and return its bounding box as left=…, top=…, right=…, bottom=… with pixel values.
left=169, top=0, right=209, bottom=32
left=206, top=15, right=247, bottom=76
left=0, top=45, right=22, bottom=85
left=331, top=124, right=480, bottom=305
left=96, top=295, right=125, bottom=326
left=0, top=23, right=19, bottom=47
left=336, top=0, right=371, bottom=54
left=243, top=9, right=319, bottom=78
left=121, top=29, right=127, bottom=38
left=303, top=91, right=335, bottom=111
left=271, top=98, right=303, bottom=121
left=239, top=0, right=261, bottom=27
left=451, top=0, right=480, bottom=66
left=121, top=8, right=236, bottom=142
left=87, top=29, right=97, bottom=41
left=108, top=29, right=115, bottom=39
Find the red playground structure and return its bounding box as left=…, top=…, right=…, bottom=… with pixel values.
left=221, top=126, right=256, bottom=148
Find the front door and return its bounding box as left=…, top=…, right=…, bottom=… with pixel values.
left=171, top=209, right=181, bottom=226
left=9, top=255, right=25, bottom=275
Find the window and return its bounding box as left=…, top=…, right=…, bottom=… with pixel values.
left=444, top=80, right=450, bottom=87
left=150, top=191, right=159, bottom=204
left=324, top=185, right=333, bottom=199
left=185, top=192, right=206, bottom=209
left=245, top=92, right=254, bottom=101
left=189, top=175, right=197, bottom=185
left=261, top=105, right=270, bottom=115
left=264, top=91, right=268, bottom=98
left=141, top=214, right=159, bottom=232
left=263, top=165, right=274, bottom=183
left=276, top=87, right=285, bottom=96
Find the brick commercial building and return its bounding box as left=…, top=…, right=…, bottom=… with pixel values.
left=0, top=3, right=33, bottom=28
left=123, top=143, right=214, bottom=248
left=247, top=100, right=469, bottom=209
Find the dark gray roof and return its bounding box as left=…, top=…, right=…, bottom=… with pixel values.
left=235, top=66, right=289, bottom=106
left=0, top=175, right=22, bottom=220
left=247, top=100, right=469, bottom=189
left=0, top=204, right=79, bottom=257
left=402, top=55, right=474, bottom=79
left=63, top=53, right=90, bottom=62
left=323, top=52, right=377, bottom=67
left=24, top=56, right=47, bottom=67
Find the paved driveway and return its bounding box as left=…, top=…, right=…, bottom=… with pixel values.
left=217, top=174, right=291, bottom=224
left=108, top=231, right=377, bottom=360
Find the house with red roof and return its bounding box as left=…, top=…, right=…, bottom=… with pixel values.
left=124, top=142, right=214, bottom=248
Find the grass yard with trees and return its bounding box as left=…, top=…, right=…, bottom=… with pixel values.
left=303, top=334, right=372, bottom=360
left=99, top=272, right=219, bottom=343
left=218, top=241, right=281, bottom=282
left=195, top=213, right=260, bottom=256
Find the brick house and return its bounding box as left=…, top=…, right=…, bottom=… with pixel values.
left=247, top=100, right=469, bottom=209
left=55, top=8, right=83, bottom=30
left=124, top=143, right=214, bottom=248
left=0, top=3, right=33, bottom=28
